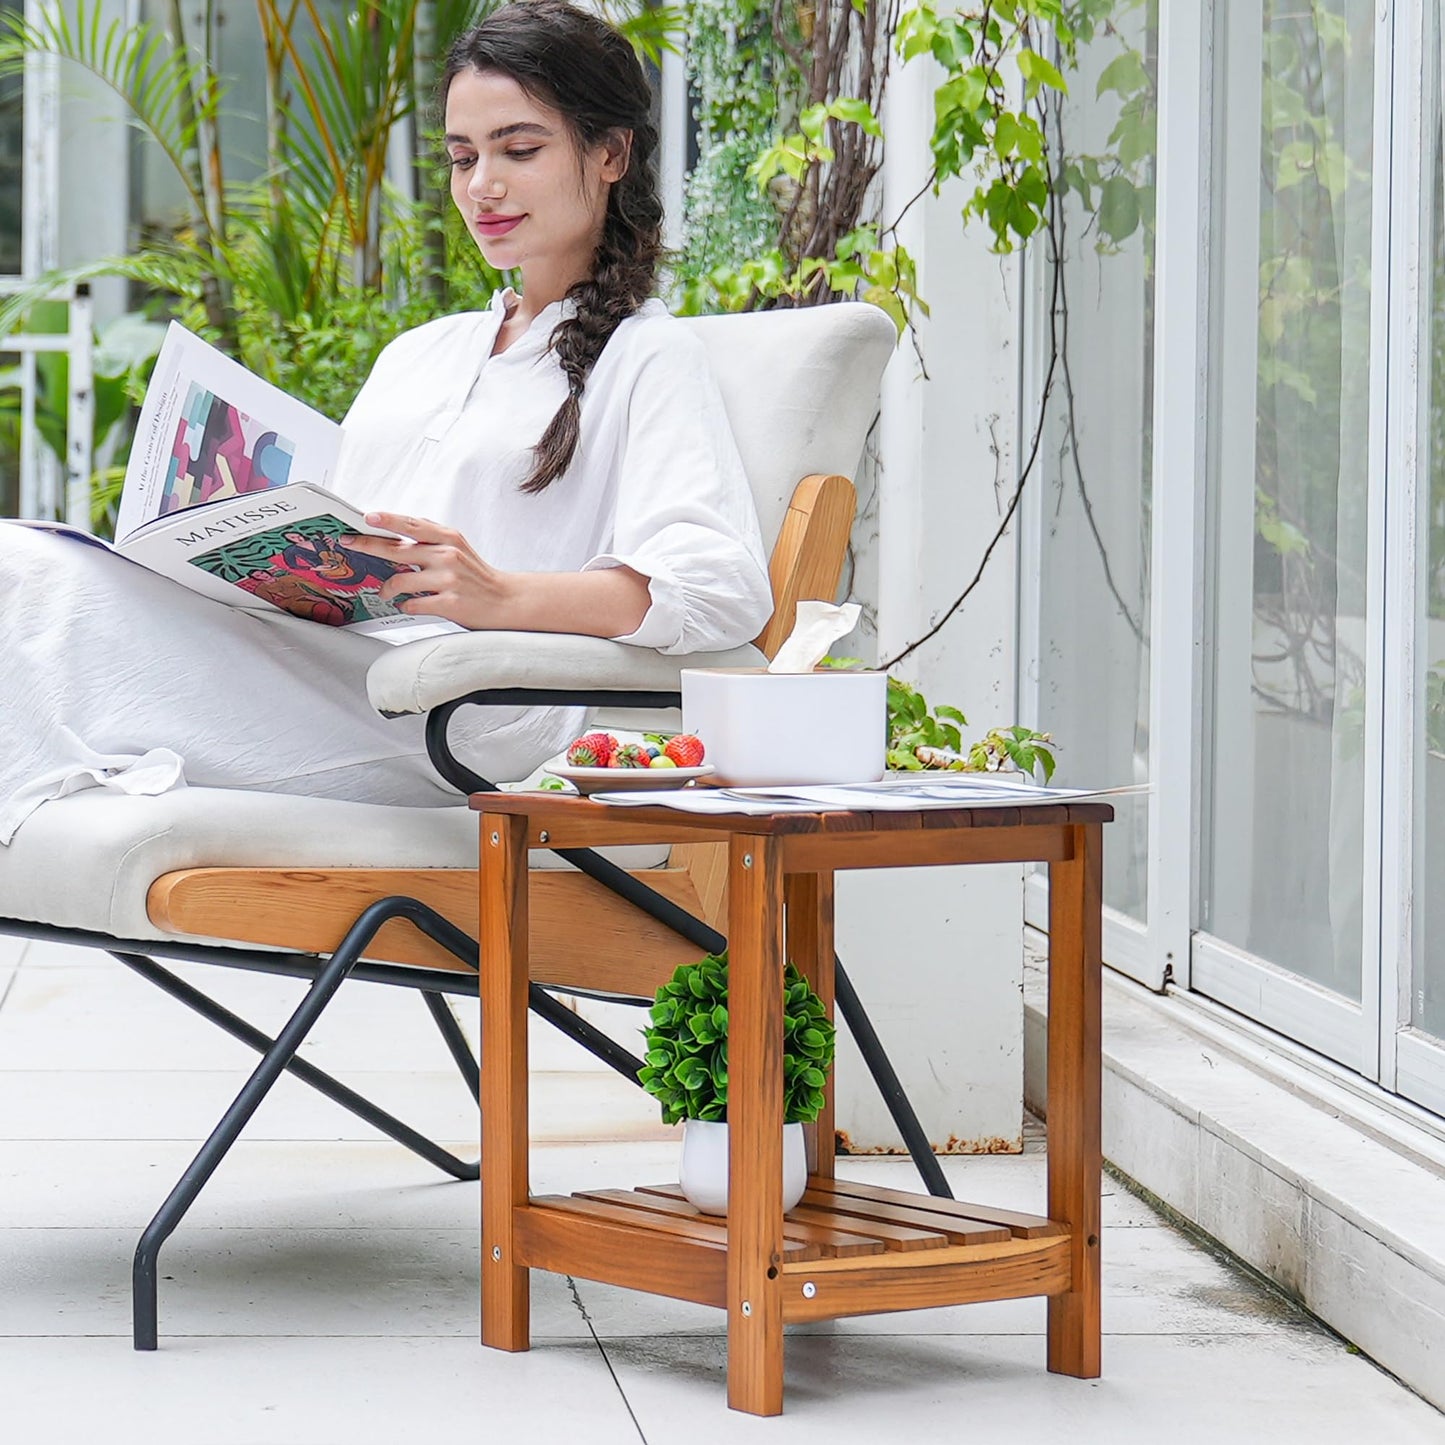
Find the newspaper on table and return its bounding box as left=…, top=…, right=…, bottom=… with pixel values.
left=590, top=775, right=1148, bottom=813
left=18, top=323, right=460, bottom=645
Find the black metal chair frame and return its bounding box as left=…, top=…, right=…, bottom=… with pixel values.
left=2, top=686, right=951, bottom=1351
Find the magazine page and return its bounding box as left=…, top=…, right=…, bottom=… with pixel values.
left=115, top=322, right=345, bottom=543
left=8, top=518, right=119, bottom=554
left=722, top=777, right=1150, bottom=809
left=590, top=777, right=1148, bottom=813
left=117, top=483, right=461, bottom=644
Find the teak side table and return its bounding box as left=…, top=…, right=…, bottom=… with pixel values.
left=472, top=790, right=1110, bottom=1416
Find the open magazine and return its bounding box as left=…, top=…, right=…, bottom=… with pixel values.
left=28, top=323, right=460, bottom=645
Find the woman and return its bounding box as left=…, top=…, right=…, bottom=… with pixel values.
left=0, top=1, right=772, bottom=846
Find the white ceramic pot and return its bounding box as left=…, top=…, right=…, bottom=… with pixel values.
left=678, top=1119, right=807, bottom=1216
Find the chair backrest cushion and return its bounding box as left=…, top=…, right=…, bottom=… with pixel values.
left=680, top=302, right=898, bottom=554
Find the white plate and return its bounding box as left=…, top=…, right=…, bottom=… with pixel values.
left=542, top=756, right=714, bottom=796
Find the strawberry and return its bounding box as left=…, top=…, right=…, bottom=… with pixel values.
left=566, top=731, right=618, bottom=768
left=612, top=742, right=653, bottom=768
left=663, top=733, right=705, bottom=768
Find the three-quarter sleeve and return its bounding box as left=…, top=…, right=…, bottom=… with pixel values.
left=582, top=324, right=774, bottom=655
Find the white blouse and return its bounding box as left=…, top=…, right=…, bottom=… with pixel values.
left=336, top=289, right=773, bottom=654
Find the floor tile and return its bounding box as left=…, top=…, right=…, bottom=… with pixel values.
left=0, top=1138, right=686, bottom=1231
left=0, top=1337, right=639, bottom=1445
left=603, top=1331, right=1445, bottom=1443
left=0, top=935, right=30, bottom=969
left=0, top=1225, right=586, bottom=1340
left=10, top=937, right=98, bottom=968
left=0, top=1066, right=668, bottom=1144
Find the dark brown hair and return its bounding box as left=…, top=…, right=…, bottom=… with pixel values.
left=442, top=1, right=664, bottom=493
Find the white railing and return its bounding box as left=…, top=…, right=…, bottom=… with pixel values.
left=0, top=279, right=95, bottom=528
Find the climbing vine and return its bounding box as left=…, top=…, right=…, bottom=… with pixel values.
left=681, top=0, right=1095, bottom=327
left=674, top=0, right=801, bottom=308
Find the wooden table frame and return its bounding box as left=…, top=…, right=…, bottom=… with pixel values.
left=473, top=792, right=1109, bottom=1416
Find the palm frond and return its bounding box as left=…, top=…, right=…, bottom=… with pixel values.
left=432, top=0, right=502, bottom=63
left=0, top=249, right=210, bottom=339
left=602, top=2, right=686, bottom=64
left=0, top=2, right=219, bottom=220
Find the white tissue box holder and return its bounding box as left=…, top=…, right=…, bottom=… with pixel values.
left=680, top=667, right=887, bottom=787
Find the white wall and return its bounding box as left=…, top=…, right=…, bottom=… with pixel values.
left=832, top=42, right=1025, bottom=1153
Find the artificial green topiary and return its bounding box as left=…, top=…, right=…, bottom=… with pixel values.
left=638, top=950, right=836, bottom=1127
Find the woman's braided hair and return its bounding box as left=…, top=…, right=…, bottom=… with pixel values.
left=442, top=1, right=664, bottom=494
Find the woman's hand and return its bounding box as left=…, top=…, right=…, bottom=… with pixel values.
left=341, top=513, right=505, bottom=630
left=343, top=511, right=653, bottom=637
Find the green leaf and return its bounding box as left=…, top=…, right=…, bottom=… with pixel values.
left=1096, top=49, right=1148, bottom=99
left=995, top=112, right=1020, bottom=158
left=799, top=102, right=829, bottom=143
left=829, top=96, right=883, bottom=138
left=1097, top=175, right=1141, bottom=243
left=861, top=280, right=907, bottom=330
left=1016, top=47, right=1067, bottom=98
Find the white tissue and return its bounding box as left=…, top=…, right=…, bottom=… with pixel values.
left=767, top=600, right=862, bottom=674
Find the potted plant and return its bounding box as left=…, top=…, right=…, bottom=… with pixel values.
left=638, top=949, right=836, bottom=1215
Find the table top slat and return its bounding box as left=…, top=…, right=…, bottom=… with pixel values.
left=471, top=790, right=1114, bottom=833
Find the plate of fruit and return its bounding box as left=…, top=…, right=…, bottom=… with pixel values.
left=543, top=731, right=713, bottom=795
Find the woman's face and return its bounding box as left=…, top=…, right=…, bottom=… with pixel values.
left=444, top=68, right=629, bottom=286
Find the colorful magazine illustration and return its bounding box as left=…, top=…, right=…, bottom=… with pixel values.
left=116, top=322, right=345, bottom=540
left=160, top=381, right=298, bottom=516
left=29, top=324, right=461, bottom=645
left=186, top=512, right=418, bottom=628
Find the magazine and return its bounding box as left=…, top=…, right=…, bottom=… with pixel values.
left=28, top=323, right=461, bottom=645
left=589, top=776, right=1150, bottom=813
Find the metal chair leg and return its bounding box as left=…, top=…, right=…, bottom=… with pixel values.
left=527, top=985, right=646, bottom=1083
left=131, top=896, right=479, bottom=1351
left=114, top=954, right=479, bottom=1180
left=422, top=991, right=481, bottom=1100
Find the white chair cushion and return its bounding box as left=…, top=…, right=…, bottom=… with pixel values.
left=681, top=303, right=898, bottom=551
left=368, top=629, right=763, bottom=718
left=0, top=789, right=666, bottom=942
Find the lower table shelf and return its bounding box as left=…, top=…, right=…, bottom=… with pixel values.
left=514, top=1174, right=1074, bottom=1322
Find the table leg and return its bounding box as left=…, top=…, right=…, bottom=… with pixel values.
left=727, top=833, right=786, bottom=1416
left=480, top=811, right=531, bottom=1352
left=786, top=870, right=835, bottom=1181
left=1046, top=821, right=1103, bottom=1378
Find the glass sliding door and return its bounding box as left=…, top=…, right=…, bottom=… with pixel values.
left=1422, top=28, right=1445, bottom=1043
left=1399, top=0, right=1445, bottom=1113
left=1197, top=0, right=1378, bottom=1061
left=1031, top=0, right=1158, bottom=926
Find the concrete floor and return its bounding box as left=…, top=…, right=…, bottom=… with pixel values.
left=2, top=935, right=1443, bottom=1445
